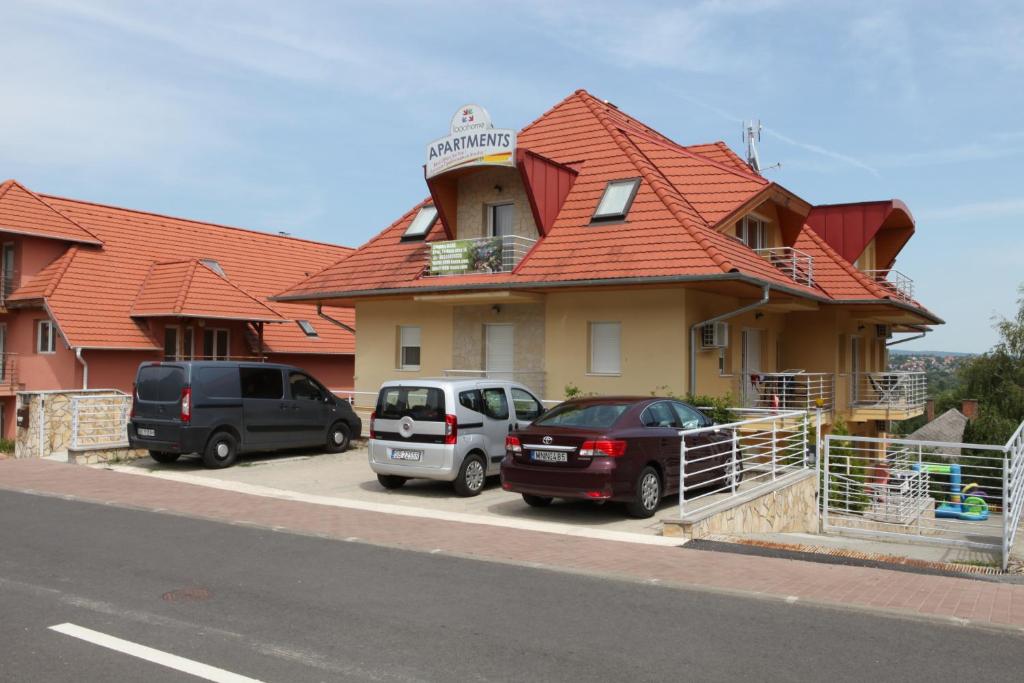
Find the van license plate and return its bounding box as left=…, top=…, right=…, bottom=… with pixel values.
left=137, top=428, right=156, bottom=437
left=532, top=450, right=567, bottom=463
left=389, top=449, right=422, bottom=462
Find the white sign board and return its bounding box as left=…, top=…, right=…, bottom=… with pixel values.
left=426, top=104, right=516, bottom=179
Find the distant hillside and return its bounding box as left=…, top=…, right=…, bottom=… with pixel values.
left=889, top=349, right=976, bottom=357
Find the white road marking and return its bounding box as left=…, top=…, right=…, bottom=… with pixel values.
left=109, top=466, right=686, bottom=547
left=49, top=623, right=264, bottom=683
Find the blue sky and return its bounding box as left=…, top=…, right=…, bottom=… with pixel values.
left=2, top=0, right=1021, bottom=353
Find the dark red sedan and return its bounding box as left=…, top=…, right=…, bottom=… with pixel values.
left=500, top=397, right=735, bottom=518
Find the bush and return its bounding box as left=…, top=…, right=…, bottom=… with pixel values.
left=0, top=438, right=13, bottom=454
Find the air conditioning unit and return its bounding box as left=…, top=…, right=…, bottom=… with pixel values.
left=876, top=324, right=891, bottom=340
left=701, top=322, right=729, bottom=349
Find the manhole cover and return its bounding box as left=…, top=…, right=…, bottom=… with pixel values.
left=161, top=587, right=212, bottom=602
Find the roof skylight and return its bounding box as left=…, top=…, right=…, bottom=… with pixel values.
left=297, top=320, right=318, bottom=337
left=592, top=179, right=640, bottom=222
left=200, top=258, right=227, bottom=278
left=402, top=205, right=438, bottom=241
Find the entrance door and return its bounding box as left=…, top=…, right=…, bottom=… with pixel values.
left=485, top=324, right=514, bottom=380
left=742, top=329, right=762, bottom=407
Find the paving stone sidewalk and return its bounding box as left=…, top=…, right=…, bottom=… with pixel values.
left=2, top=458, right=1023, bottom=633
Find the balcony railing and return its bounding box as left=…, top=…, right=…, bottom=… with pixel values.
left=425, top=235, right=536, bottom=277
left=851, top=371, right=927, bottom=410
left=865, top=269, right=914, bottom=303
left=0, top=353, right=18, bottom=390
left=754, top=247, right=814, bottom=288
left=1, top=269, right=17, bottom=308
left=739, top=371, right=834, bottom=412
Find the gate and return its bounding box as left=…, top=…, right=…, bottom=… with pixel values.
left=822, top=422, right=1024, bottom=570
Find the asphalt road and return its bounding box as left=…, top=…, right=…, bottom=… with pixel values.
left=0, top=490, right=1021, bottom=683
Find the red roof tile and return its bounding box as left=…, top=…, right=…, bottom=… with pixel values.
left=132, top=259, right=285, bottom=322
left=0, top=180, right=102, bottom=245
left=7, top=189, right=355, bottom=353
left=276, top=90, right=936, bottom=322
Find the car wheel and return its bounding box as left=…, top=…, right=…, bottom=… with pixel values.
left=149, top=451, right=180, bottom=464
left=453, top=453, right=487, bottom=497
left=202, top=431, right=238, bottom=469
left=326, top=421, right=352, bottom=453
left=626, top=466, right=661, bottom=518
left=522, top=494, right=553, bottom=508
left=377, top=474, right=408, bottom=490
left=728, top=456, right=745, bottom=489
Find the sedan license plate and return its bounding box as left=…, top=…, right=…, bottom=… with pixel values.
left=389, top=449, right=422, bottom=462
left=137, top=427, right=156, bottom=438
left=531, top=450, right=567, bottom=463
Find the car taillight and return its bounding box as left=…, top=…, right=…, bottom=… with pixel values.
left=369, top=411, right=377, bottom=439
left=180, top=386, right=192, bottom=423
left=506, top=435, right=522, bottom=454
left=444, top=413, right=458, bottom=445
left=579, top=440, right=627, bottom=457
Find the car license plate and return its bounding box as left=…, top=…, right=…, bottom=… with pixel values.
left=532, top=450, right=567, bottom=463
left=389, top=449, right=422, bottom=462
left=137, top=428, right=156, bottom=438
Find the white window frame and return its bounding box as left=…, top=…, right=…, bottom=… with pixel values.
left=204, top=327, right=230, bottom=360
left=398, top=325, right=421, bottom=371
left=592, top=178, right=641, bottom=222
left=37, top=319, right=57, bottom=354
left=487, top=202, right=515, bottom=238
left=738, top=214, right=768, bottom=250
left=588, top=321, right=621, bottom=376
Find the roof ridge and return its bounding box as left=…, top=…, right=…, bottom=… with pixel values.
left=0, top=180, right=13, bottom=202
left=517, top=89, right=591, bottom=136
left=38, top=192, right=356, bottom=253
left=577, top=93, right=736, bottom=274
left=192, top=260, right=285, bottom=319
left=629, top=127, right=769, bottom=184
left=43, top=246, right=78, bottom=298
left=174, top=260, right=200, bottom=314
left=19, top=181, right=105, bottom=244
left=801, top=226, right=892, bottom=299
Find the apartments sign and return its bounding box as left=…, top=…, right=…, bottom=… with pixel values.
left=426, top=104, right=516, bottom=179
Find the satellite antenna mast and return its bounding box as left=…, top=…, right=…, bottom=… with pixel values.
left=743, top=120, right=762, bottom=173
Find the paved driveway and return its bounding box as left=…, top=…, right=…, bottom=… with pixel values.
left=115, top=444, right=672, bottom=537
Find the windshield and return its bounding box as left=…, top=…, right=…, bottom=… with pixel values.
left=533, top=402, right=631, bottom=429
left=376, top=386, right=446, bottom=422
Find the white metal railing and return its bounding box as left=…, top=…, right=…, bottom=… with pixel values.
left=865, top=269, right=915, bottom=302
left=425, top=235, right=536, bottom=277
left=754, top=247, right=814, bottom=287
left=678, top=409, right=818, bottom=518
left=823, top=424, right=1024, bottom=571
left=852, top=371, right=927, bottom=410
left=739, top=371, right=834, bottom=412
left=0, top=268, right=17, bottom=307
left=70, top=393, right=131, bottom=450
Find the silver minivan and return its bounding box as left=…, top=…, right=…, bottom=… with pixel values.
left=368, top=379, right=546, bottom=496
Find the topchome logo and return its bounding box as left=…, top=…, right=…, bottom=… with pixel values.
left=426, top=104, right=516, bottom=178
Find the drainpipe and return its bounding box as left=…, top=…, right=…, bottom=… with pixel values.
left=317, top=303, right=356, bottom=334
left=689, top=285, right=770, bottom=396
left=75, top=347, right=89, bottom=389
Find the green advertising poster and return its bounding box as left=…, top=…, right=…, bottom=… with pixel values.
left=430, top=237, right=504, bottom=275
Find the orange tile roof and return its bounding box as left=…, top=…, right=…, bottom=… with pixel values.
left=7, top=189, right=355, bottom=353
left=0, top=180, right=102, bottom=245
left=276, top=90, right=937, bottom=322
left=132, top=259, right=286, bottom=322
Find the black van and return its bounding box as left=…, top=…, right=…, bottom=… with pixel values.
left=128, top=361, right=362, bottom=468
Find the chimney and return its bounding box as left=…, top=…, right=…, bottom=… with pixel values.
left=926, top=398, right=935, bottom=423
left=961, top=399, right=978, bottom=421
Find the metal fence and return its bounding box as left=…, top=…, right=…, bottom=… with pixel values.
left=70, top=393, right=132, bottom=450
left=852, top=371, right=927, bottom=410
left=865, top=268, right=915, bottom=303
left=678, top=409, right=817, bottom=518
left=822, top=423, right=1024, bottom=570
left=754, top=247, right=814, bottom=287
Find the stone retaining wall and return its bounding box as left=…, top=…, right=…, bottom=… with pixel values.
left=14, top=390, right=142, bottom=463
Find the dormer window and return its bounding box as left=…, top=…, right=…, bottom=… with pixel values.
left=738, top=215, right=767, bottom=250
left=592, top=178, right=640, bottom=223
left=402, top=205, right=438, bottom=241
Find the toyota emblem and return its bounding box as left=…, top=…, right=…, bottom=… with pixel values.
left=542, top=436, right=553, bottom=445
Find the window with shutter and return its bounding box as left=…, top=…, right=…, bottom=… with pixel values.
left=589, top=322, right=621, bottom=375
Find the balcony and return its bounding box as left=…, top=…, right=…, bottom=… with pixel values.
left=850, top=371, right=927, bottom=421
left=0, top=269, right=17, bottom=310
left=865, top=269, right=914, bottom=303
left=425, top=235, right=536, bottom=277
left=0, top=353, right=18, bottom=395
left=740, top=371, right=834, bottom=413
left=754, top=247, right=814, bottom=288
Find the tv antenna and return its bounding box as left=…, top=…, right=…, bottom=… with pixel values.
left=742, top=120, right=781, bottom=174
